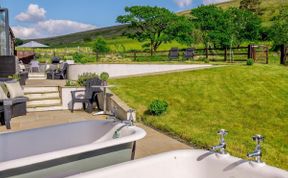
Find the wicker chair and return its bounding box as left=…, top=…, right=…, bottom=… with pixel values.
left=0, top=81, right=28, bottom=129
left=70, top=77, right=102, bottom=113
left=0, top=99, right=13, bottom=129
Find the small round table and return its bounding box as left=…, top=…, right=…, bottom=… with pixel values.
left=91, top=85, right=115, bottom=115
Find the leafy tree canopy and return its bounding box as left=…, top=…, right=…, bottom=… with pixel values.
left=191, top=5, right=261, bottom=48
left=117, top=6, right=193, bottom=54
left=92, top=38, right=110, bottom=53
left=269, top=7, right=288, bottom=48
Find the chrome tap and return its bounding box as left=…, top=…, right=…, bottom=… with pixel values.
left=247, top=134, right=264, bottom=163
left=108, top=106, right=118, bottom=122
left=112, top=109, right=135, bottom=139
left=211, top=129, right=228, bottom=154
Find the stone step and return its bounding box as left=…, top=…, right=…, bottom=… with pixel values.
left=28, top=77, right=47, bottom=80
left=28, top=72, right=46, bottom=77
left=27, top=106, right=64, bottom=112
left=27, top=99, right=62, bottom=108
left=25, top=92, right=60, bottom=101
left=24, top=86, right=59, bottom=94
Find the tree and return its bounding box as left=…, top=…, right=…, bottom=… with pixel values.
left=117, top=6, right=193, bottom=55
left=269, top=7, right=288, bottom=49
left=92, top=38, right=110, bottom=59
left=225, top=7, right=261, bottom=46
left=191, top=5, right=261, bottom=48
left=239, top=0, right=262, bottom=15
left=191, top=5, right=226, bottom=48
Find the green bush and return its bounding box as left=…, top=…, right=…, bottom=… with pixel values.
left=77, top=72, right=98, bottom=86
left=100, top=72, right=109, bottom=81
left=65, top=80, right=77, bottom=86
left=247, top=58, right=254, bottom=65
left=148, top=99, right=168, bottom=116
left=73, top=52, right=85, bottom=63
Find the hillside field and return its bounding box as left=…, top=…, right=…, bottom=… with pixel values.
left=28, top=0, right=287, bottom=48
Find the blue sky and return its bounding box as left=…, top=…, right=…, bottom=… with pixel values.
left=0, top=0, right=226, bottom=39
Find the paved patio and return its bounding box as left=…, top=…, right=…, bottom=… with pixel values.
left=0, top=110, right=190, bottom=159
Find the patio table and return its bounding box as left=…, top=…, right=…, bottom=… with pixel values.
left=91, top=85, right=115, bottom=115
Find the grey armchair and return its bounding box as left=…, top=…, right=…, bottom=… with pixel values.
left=0, top=81, right=28, bottom=129
left=0, top=99, right=13, bottom=129
left=70, top=77, right=102, bottom=113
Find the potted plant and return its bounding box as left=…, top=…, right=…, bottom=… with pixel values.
left=100, top=72, right=109, bottom=86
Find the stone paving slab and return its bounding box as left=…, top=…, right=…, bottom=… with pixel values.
left=0, top=111, right=191, bottom=158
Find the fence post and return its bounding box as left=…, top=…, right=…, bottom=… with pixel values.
left=205, top=47, right=208, bottom=59
left=248, top=44, right=253, bottom=59
left=265, top=47, right=269, bottom=64
left=224, top=47, right=227, bottom=61
left=280, top=44, right=286, bottom=65
left=133, top=51, right=137, bottom=61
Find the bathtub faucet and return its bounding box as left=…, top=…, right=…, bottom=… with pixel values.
left=112, top=109, right=135, bottom=139
left=247, top=134, right=264, bottom=163
left=211, top=129, right=228, bottom=154
left=109, top=106, right=118, bottom=122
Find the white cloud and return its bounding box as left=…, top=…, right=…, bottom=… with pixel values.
left=203, top=0, right=230, bottom=5
left=15, top=4, right=46, bottom=22
left=12, top=26, right=40, bottom=39
left=12, top=4, right=96, bottom=39
left=175, top=0, right=192, bottom=8
left=37, top=20, right=96, bottom=34
left=12, top=19, right=96, bottom=39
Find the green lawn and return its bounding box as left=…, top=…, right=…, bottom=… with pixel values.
left=110, top=64, right=288, bottom=170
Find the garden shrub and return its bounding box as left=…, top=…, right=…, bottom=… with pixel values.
left=247, top=58, right=254, bottom=65
left=65, top=80, right=77, bottom=86
left=77, top=72, right=98, bottom=86
left=73, top=52, right=85, bottom=63
left=148, top=99, right=168, bottom=116
left=100, top=72, right=109, bottom=81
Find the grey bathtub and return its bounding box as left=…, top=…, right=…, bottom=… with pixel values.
left=0, top=120, right=146, bottom=178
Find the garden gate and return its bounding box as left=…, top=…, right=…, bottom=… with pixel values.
left=248, top=44, right=269, bottom=64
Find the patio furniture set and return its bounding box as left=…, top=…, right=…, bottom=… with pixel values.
left=169, top=48, right=195, bottom=60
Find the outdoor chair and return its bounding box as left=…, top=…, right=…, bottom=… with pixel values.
left=29, top=60, right=40, bottom=73
left=52, top=56, right=60, bottom=64
left=184, top=48, right=195, bottom=60
left=0, top=99, right=13, bottom=129
left=0, top=81, right=28, bottom=129
left=46, top=62, right=68, bottom=80
left=17, top=60, right=29, bottom=85
left=70, top=77, right=102, bottom=113
left=168, top=48, right=179, bottom=59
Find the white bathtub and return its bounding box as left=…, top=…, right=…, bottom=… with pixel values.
left=0, top=120, right=146, bottom=178
left=69, top=149, right=288, bottom=178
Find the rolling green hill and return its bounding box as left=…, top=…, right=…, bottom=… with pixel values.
left=32, top=25, right=130, bottom=47
left=180, top=0, right=288, bottom=27
left=31, top=0, right=287, bottom=47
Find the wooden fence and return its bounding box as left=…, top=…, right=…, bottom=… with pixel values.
left=123, top=46, right=249, bottom=62
left=17, top=44, right=270, bottom=63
